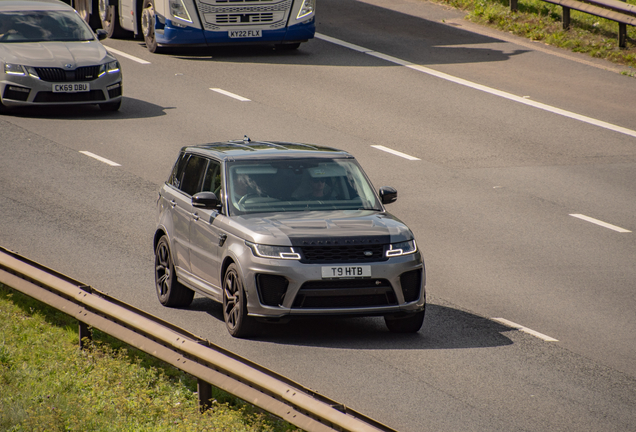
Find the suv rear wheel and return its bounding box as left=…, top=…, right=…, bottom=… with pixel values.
left=155, top=236, right=194, bottom=307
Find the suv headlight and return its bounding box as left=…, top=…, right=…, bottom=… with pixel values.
left=297, top=0, right=315, bottom=19
left=247, top=242, right=301, bottom=260
left=386, top=240, right=417, bottom=258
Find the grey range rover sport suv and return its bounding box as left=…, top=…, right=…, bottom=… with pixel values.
left=154, top=138, right=426, bottom=337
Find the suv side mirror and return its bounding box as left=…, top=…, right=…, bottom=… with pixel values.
left=192, top=191, right=221, bottom=210
left=96, top=29, right=108, bottom=41
left=379, top=186, right=397, bottom=205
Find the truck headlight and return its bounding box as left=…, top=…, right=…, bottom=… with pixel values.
left=386, top=240, right=417, bottom=257
left=170, top=0, right=192, bottom=23
left=297, top=0, right=315, bottom=19
left=247, top=242, right=301, bottom=260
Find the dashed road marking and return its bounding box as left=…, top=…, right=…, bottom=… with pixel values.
left=210, top=88, right=251, bottom=101
left=492, top=318, right=558, bottom=342
left=371, top=145, right=420, bottom=160
left=79, top=151, right=121, bottom=167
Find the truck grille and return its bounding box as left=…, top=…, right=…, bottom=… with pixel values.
left=292, top=279, right=397, bottom=309
left=35, top=66, right=101, bottom=82
left=216, top=12, right=275, bottom=23
left=197, top=0, right=291, bottom=30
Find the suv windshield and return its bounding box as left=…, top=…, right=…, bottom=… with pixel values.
left=0, top=11, right=95, bottom=43
left=227, top=158, right=382, bottom=215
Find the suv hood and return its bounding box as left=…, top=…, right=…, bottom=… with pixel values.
left=0, top=41, right=110, bottom=67
left=227, top=210, right=414, bottom=245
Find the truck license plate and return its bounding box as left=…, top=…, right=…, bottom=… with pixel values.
left=228, top=30, right=262, bottom=38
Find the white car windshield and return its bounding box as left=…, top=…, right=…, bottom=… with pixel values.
left=227, top=158, right=383, bottom=215
left=0, top=11, right=95, bottom=43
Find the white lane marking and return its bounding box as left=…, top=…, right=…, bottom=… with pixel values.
left=316, top=33, right=636, bottom=139
left=492, top=318, right=558, bottom=342
left=210, top=88, right=251, bottom=102
left=569, top=214, right=631, bottom=233
left=79, top=151, right=121, bottom=167
left=105, top=47, right=151, bottom=65
left=371, top=145, right=420, bottom=160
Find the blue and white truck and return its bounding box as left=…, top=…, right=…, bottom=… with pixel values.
left=71, top=0, right=315, bottom=53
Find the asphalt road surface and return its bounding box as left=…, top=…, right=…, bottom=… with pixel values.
left=2, top=0, right=636, bottom=431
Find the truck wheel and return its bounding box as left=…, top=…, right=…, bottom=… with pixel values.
left=141, top=0, right=162, bottom=53
left=75, top=0, right=102, bottom=29
left=98, top=0, right=129, bottom=38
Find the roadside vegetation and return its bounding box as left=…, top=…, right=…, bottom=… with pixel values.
left=432, top=0, right=636, bottom=72
left=0, top=284, right=301, bottom=432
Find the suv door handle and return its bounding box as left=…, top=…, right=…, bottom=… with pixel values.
left=192, top=212, right=200, bottom=221
left=169, top=200, right=177, bottom=208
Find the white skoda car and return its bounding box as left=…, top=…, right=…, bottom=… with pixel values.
left=0, top=0, right=123, bottom=112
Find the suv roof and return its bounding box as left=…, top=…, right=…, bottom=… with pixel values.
left=182, top=138, right=354, bottom=161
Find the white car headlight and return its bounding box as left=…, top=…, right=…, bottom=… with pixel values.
left=297, top=0, right=315, bottom=20
left=4, top=63, right=26, bottom=76
left=99, top=60, right=120, bottom=77
left=170, top=0, right=192, bottom=23
left=247, top=242, right=301, bottom=260
left=386, top=240, right=417, bottom=258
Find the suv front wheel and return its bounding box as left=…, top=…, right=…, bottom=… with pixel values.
left=384, top=309, right=425, bottom=333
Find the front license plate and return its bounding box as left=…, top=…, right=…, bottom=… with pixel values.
left=53, top=83, right=90, bottom=93
left=228, top=30, right=262, bottom=38
left=321, top=265, right=371, bottom=279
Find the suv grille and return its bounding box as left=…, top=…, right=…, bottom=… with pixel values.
left=299, top=244, right=387, bottom=264
left=35, top=66, right=101, bottom=82
left=292, top=279, right=397, bottom=309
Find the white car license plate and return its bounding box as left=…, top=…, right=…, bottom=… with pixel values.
left=228, top=30, right=262, bottom=38
left=321, top=265, right=371, bottom=279
left=53, top=83, right=90, bottom=93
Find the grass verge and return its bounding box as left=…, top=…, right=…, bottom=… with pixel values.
left=432, top=0, right=636, bottom=71
left=0, top=284, right=302, bottom=432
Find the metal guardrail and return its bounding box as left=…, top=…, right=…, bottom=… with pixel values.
left=0, top=246, right=397, bottom=432
left=509, top=0, right=636, bottom=47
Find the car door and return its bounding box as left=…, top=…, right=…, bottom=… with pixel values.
left=168, top=153, right=208, bottom=274
left=189, top=158, right=224, bottom=297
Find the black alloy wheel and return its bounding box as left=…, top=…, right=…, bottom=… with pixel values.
left=155, top=236, right=194, bottom=307
left=384, top=308, right=426, bottom=333
left=223, top=263, right=255, bottom=338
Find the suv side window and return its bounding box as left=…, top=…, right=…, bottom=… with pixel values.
left=201, top=160, right=222, bottom=195
left=180, top=155, right=208, bottom=196
left=168, top=151, right=189, bottom=189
